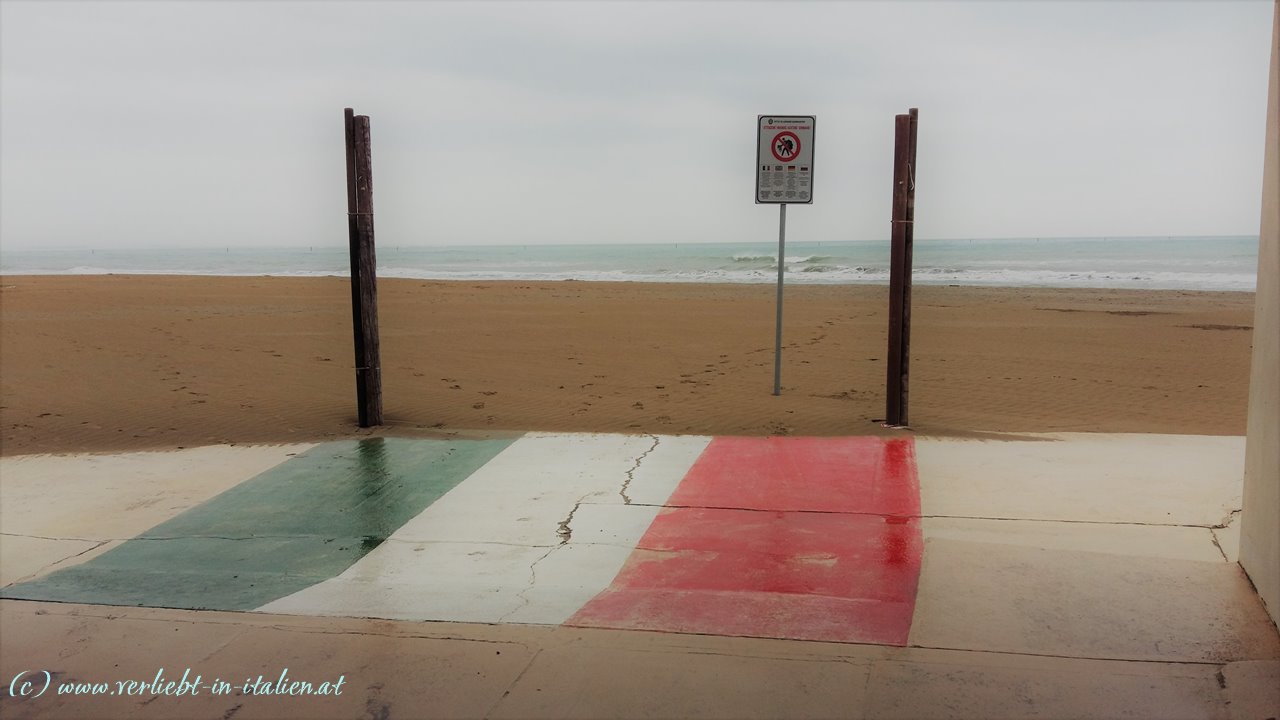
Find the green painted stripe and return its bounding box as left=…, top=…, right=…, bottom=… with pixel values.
left=2, top=436, right=516, bottom=611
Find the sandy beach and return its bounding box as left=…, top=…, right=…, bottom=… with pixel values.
left=0, top=275, right=1256, bottom=456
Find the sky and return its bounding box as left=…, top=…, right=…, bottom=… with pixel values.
left=0, top=0, right=1273, bottom=250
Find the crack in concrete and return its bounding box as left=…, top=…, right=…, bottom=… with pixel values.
left=0, top=605, right=541, bottom=653
left=263, top=624, right=537, bottom=652
left=2, top=532, right=391, bottom=544
left=1211, top=508, right=1242, bottom=530
left=555, top=487, right=609, bottom=545
left=499, top=545, right=559, bottom=624
left=7, top=539, right=111, bottom=585
left=585, top=645, right=875, bottom=665
left=578, top=505, right=1237, bottom=530
left=0, top=531, right=104, bottom=543
left=1209, top=529, right=1231, bottom=563
left=620, top=434, right=660, bottom=505
left=502, top=483, right=617, bottom=621
left=484, top=647, right=544, bottom=717
left=383, top=538, right=561, bottom=550
left=0, top=532, right=336, bottom=542
left=66, top=540, right=107, bottom=559
left=194, top=626, right=251, bottom=666
left=556, top=503, right=582, bottom=544
left=925, top=514, right=1236, bottom=531
left=906, top=642, right=1229, bottom=666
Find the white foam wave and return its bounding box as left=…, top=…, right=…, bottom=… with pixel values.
left=731, top=253, right=829, bottom=264
left=368, top=265, right=1257, bottom=290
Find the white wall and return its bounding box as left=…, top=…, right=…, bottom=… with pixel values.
left=1239, top=0, right=1280, bottom=628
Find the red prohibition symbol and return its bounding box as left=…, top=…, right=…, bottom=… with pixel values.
left=771, top=131, right=801, bottom=162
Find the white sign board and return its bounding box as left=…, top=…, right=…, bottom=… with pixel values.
left=756, top=115, right=815, bottom=204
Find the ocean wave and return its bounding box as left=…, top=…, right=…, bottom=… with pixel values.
left=365, top=266, right=1260, bottom=290
left=731, top=254, right=831, bottom=264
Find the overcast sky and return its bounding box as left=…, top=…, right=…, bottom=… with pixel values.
left=0, top=1, right=1273, bottom=250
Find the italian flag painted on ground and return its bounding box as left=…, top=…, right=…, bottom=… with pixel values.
left=2, top=433, right=922, bottom=645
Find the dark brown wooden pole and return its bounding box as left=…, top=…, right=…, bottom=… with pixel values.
left=886, top=108, right=918, bottom=426
left=344, top=109, right=368, bottom=425
left=901, top=108, right=919, bottom=423
left=345, top=109, right=382, bottom=427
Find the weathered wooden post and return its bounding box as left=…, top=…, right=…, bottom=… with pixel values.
left=885, top=108, right=918, bottom=426
left=344, top=108, right=383, bottom=427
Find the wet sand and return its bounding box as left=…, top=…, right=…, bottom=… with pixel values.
left=0, top=275, right=1256, bottom=455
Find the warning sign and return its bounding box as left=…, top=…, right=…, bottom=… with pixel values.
left=756, top=115, right=815, bottom=204
left=771, top=131, right=801, bottom=162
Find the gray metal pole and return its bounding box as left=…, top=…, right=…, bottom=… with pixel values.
left=773, top=203, right=787, bottom=396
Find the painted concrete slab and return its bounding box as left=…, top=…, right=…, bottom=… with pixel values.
left=0, top=444, right=315, bottom=540
left=0, top=444, right=312, bottom=584
left=915, top=434, right=1244, bottom=526
left=602, top=433, right=715, bottom=507
left=487, top=643, right=871, bottom=720
left=864, top=655, right=1227, bottom=720
left=0, top=601, right=537, bottom=720
left=909, top=537, right=1280, bottom=663
left=569, top=509, right=922, bottom=644
left=2, top=437, right=514, bottom=610
left=667, top=435, right=918, bottom=515
left=503, top=540, right=650, bottom=625
left=570, top=436, right=924, bottom=644
left=1222, top=660, right=1280, bottom=720
left=922, top=517, right=1227, bottom=563
left=259, top=540, right=554, bottom=624
left=0, top=535, right=108, bottom=587
left=9, top=600, right=1265, bottom=720
left=195, top=615, right=538, bottom=720
left=374, top=433, right=709, bottom=546
left=259, top=434, right=711, bottom=624
left=2, top=429, right=1275, bottom=672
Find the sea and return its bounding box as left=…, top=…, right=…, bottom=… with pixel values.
left=0, top=236, right=1259, bottom=292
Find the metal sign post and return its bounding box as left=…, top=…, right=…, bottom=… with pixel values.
left=756, top=115, right=815, bottom=396
left=773, top=203, right=787, bottom=395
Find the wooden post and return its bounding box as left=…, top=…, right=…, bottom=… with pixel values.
left=344, top=108, right=383, bottom=427
left=886, top=108, right=918, bottom=426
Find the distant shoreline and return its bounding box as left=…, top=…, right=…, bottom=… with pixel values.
left=0, top=236, right=1259, bottom=292
left=0, top=272, right=1262, bottom=296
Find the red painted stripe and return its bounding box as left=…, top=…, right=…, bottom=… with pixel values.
left=569, top=436, right=922, bottom=645
left=666, top=436, right=919, bottom=516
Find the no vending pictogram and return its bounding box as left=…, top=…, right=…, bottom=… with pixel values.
left=771, top=131, right=801, bottom=162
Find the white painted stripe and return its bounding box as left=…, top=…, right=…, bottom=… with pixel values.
left=258, top=433, right=711, bottom=624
